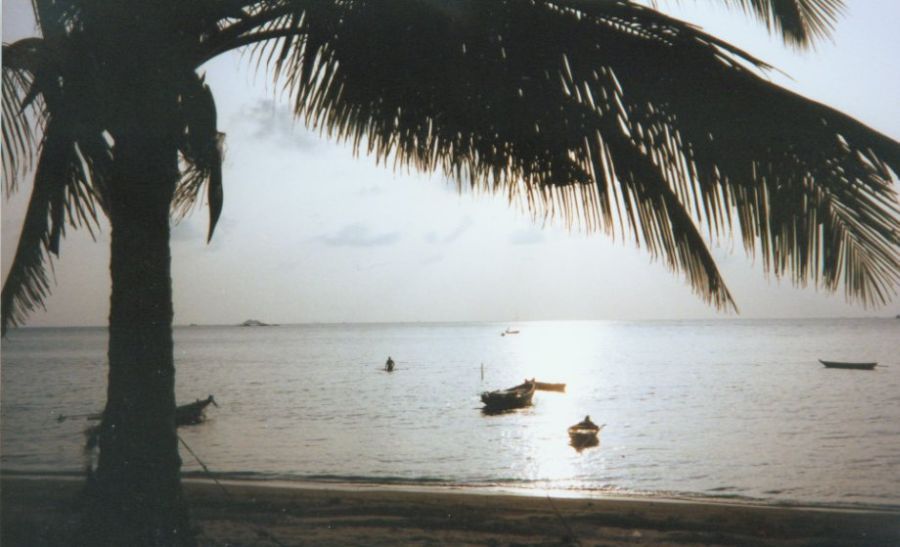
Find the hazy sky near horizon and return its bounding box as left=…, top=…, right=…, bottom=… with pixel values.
left=2, top=1, right=899, bottom=326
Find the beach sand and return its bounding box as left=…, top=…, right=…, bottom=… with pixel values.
left=3, top=476, right=899, bottom=546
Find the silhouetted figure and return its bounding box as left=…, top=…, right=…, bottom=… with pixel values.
left=385, top=356, right=395, bottom=372
left=574, top=415, right=599, bottom=431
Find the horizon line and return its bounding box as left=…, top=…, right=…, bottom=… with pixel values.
left=6, top=315, right=898, bottom=330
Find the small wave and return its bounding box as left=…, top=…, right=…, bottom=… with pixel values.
left=5, top=468, right=900, bottom=512
left=181, top=470, right=462, bottom=487
left=0, top=468, right=84, bottom=478
left=763, top=488, right=797, bottom=495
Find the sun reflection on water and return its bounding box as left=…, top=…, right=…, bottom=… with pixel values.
left=498, top=321, right=616, bottom=492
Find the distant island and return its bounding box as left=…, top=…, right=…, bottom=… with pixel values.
left=238, top=319, right=277, bottom=327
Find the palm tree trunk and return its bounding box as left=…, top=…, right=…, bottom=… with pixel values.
left=81, top=90, right=194, bottom=546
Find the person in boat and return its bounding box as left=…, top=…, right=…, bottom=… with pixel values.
left=385, top=356, right=395, bottom=371
left=575, top=415, right=599, bottom=430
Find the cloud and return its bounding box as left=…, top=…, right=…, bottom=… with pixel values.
left=425, top=216, right=473, bottom=245
left=509, top=226, right=545, bottom=245
left=233, top=99, right=319, bottom=149
left=320, top=223, right=401, bottom=247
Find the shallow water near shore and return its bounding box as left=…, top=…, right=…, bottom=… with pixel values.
left=2, top=319, right=899, bottom=508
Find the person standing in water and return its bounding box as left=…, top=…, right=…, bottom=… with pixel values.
left=385, top=356, right=395, bottom=372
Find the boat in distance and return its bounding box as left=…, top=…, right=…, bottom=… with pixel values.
left=819, top=360, right=877, bottom=371
left=176, top=395, right=218, bottom=425
left=81, top=395, right=218, bottom=451
left=67, top=394, right=219, bottom=426
left=568, top=416, right=603, bottom=437
left=568, top=416, right=604, bottom=451
left=481, top=380, right=535, bottom=411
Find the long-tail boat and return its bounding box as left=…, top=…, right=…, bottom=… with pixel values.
left=819, top=360, right=877, bottom=371
left=481, top=380, right=535, bottom=412
left=175, top=395, right=218, bottom=425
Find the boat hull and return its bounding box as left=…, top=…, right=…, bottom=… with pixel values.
left=568, top=428, right=600, bottom=451
left=819, top=360, right=877, bottom=370
left=481, top=383, right=535, bottom=412
left=534, top=382, right=566, bottom=392
left=176, top=396, right=217, bottom=425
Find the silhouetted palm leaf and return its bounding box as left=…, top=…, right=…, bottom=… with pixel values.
left=173, top=73, right=225, bottom=243
left=0, top=115, right=108, bottom=334
left=3, top=0, right=899, bottom=332
left=1, top=38, right=109, bottom=334
left=653, top=0, right=844, bottom=48
left=2, top=40, right=44, bottom=195
left=207, top=0, right=898, bottom=309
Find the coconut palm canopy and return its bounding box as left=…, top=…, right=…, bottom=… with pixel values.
left=3, top=1, right=899, bottom=334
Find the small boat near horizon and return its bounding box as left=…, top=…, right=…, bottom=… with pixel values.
left=500, top=328, right=520, bottom=336
left=819, top=360, right=877, bottom=371
left=481, top=380, right=535, bottom=412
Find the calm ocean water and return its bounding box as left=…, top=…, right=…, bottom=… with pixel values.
left=2, top=319, right=899, bottom=508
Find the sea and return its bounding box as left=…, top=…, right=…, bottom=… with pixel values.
left=2, top=319, right=899, bottom=509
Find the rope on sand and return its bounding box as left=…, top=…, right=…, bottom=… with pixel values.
left=546, top=494, right=580, bottom=546
left=177, top=434, right=287, bottom=547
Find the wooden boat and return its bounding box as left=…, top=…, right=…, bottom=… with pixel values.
left=175, top=395, right=218, bottom=425
left=481, top=380, right=535, bottom=411
left=568, top=417, right=603, bottom=451
left=534, top=381, right=566, bottom=392
left=819, top=360, right=877, bottom=371
left=568, top=416, right=603, bottom=438
left=82, top=395, right=218, bottom=451
left=65, top=395, right=218, bottom=426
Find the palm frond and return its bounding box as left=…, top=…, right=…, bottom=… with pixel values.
left=650, top=0, right=844, bottom=48
left=3, top=40, right=46, bottom=196
left=172, top=73, right=225, bottom=243
left=2, top=107, right=109, bottom=334
left=1, top=171, right=55, bottom=335
left=718, top=0, right=844, bottom=47
left=1, top=128, right=108, bottom=334
left=222, top=0, right=899, bottom=309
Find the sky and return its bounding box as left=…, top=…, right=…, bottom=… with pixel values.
left=2, top=1, right=899, bottom=326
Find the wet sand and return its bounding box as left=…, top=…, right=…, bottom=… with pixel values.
left=2, top=476, right=899, bottom=546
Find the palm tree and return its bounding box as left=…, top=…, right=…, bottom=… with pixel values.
left=3, top=0, right=898, bottom=544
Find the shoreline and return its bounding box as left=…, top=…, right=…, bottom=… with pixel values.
left=3, top=476, right=899, bottom=546
left=4, top=469, right=899, bottom=514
